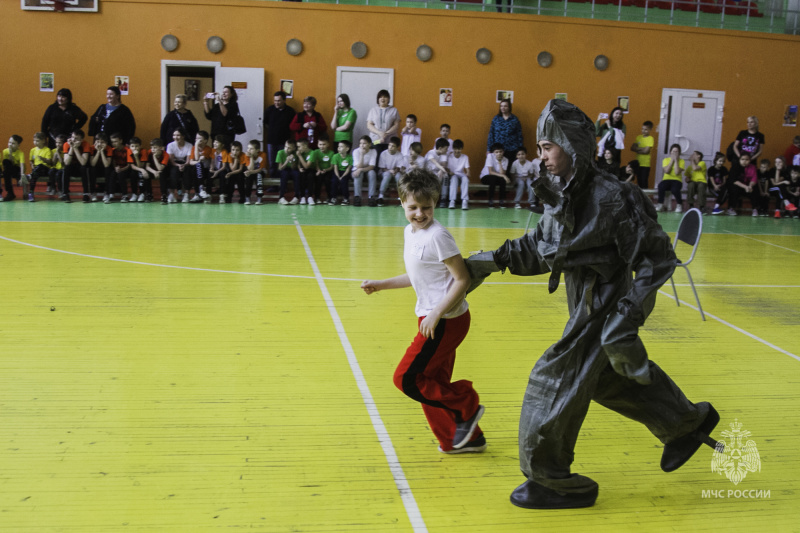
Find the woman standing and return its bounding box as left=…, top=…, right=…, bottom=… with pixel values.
left=487, top=99, right=523, bottom=163
left=203, top=86, right=240, bottom=145
left=366, top=89, right=400, bottom=159
left=330, top=94, right=356, bottom=150
left=41, top=88, right=88, bottom=148
left=732, top=115, right=765, bottom=164
left=88, top=86, right=136, bottom=144
left=289, top=96, right=327, bottom=148
left=161, top=94, right=199, bottom=146
left=595, top=106, right=626, bottom=153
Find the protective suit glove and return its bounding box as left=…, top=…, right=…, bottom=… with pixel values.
left=600, top=312, right=652, bottom=385
left=464, top=251, right=501, bottom=294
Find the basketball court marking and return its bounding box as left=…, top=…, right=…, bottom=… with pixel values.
left=722, top=230, right=800, bottom=254
left=291, top=215, right=428, bottom=533
left=658, top=289, right=800, bottom=362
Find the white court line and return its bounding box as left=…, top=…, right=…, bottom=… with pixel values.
left=658, top=289, right=800, bottom=363
left=291, top=216, right=428, bottom=533
left=723, top=230, right=800, bottom=254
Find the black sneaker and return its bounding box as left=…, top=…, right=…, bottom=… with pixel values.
left=453, top=405, right=485, bottom=449
left=63, top=194, right=72, bottom=204
left=368, top=196, right=377, bottom=207
left=511, top=478, right=598, bottom=509
left=377, top=197, right=385, bottom=206
left=439, top=199, right=448, bottom=208
left=353, top=195, right=362, bottom=207
left=82, top=194, right=91, bottom=203
left=439, top=434, right=487, bottom=454
left=161, top=196, right=168, bottom=205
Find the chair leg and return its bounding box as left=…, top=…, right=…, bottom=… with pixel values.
left=670, top=276, right=680, bottom=307
left=682, top=265, right=706, bottom=321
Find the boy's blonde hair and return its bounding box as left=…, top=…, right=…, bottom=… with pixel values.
left=398, top=169, right=440, bottom=204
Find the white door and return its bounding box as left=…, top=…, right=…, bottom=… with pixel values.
left=336, top=67, right=394, bottom=144
left=215, top=67, right=265, bottom=145
left=657, top=89, right=725, bottom=186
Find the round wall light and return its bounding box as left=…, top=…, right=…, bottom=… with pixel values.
left=161, top=34, right=179, bottom=53
left=351, top=41, right=368, bottom=59
left=537, top=51, right=553, bottom=68
left=416, top=44, right=433, bottom=62
left=286, top=39, right=303, bottom=56
left=594, top=54, right=609, bottom=71
left=476, top=48, right=492, bottom=65
left=207, top=36, right=225, bottom=54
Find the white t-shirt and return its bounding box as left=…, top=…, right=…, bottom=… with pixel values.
left=511, top=158, right=539, bottom=179
left=406, top=154, right=425, bottom=171
left=480, top=154, right=508, bottom=178
left=166, top=141, right=192, bottom=164
left=433, top=137, right=454, bottom=155
left=425, top=149, right=448, bottom=173
left=351, top=147, right=377, bottom=169
left=404, top=220, right=468, bottom=319
left=379, top=150, right=406, bottom=171
left=367, top=106, right=400, bottom=144
left=401, top=128, right=421, bottom=157
left=448, top=154, right=470, bottom=175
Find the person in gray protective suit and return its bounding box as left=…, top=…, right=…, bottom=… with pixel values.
left=465, top=99, right=721, bottom=510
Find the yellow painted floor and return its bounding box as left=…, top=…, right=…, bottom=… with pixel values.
left=0, top=207, right=798, bottom=532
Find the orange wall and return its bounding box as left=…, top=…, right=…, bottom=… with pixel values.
left=2, top=0, right=799, bottom=169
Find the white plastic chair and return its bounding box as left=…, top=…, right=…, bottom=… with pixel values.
left=670, top=207, right=705, bottom=321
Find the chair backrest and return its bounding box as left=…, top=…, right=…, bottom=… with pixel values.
left=674, top=207, right=703, bottom=264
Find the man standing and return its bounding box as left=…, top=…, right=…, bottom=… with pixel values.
left=466, top=99, right=720, bottom=510
left=264, top=91, right=296, bottom=174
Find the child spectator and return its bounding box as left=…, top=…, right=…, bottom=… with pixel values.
left=189, top=131, right=213, bottom=203
left=684, top=151, right=708, bottom=213
left=378, top=136, right=405, bottom=206
left=448, top=139, right=471, bottom=211
left=630, top=120, right=654, bottom=188
left=425, top=138, right=450, bottom=207
left=510, top=147, right=537, bottom=210
left=29, top=132, right=55, bottom=202
left=243, top=140, right=267, bottom=205
left=401, top=114, right=421, bottom=157
left=289, top=96, right=327, bottom=149
left=127, top=137, right=150, bottom=202
left=312, top=134, right=335, bottom=205
left=89, top=133, right=113, bottom=204
left=352, top=135, right=378, bottom=207
left=597, top=147, right=621, bottom=178
left=2, top=135, right=25, bottom=201
left=784, top=135, right=800, bottom=167
left=210, top=135, right=229, bottom=200
left=753, top=158, right=772, bottom=216
left=360, top=168, right=486, bottom=454
left=50, top=134, right=67, bottom=197
left=786, top=167, right=800, bottom=218
left=109, top=133, right=133, bottom=203
left=146, top=138, right=170, bottom=204
left=166, top=128, right=193, bottom=203
left=728, top=153, right=759, bottom=216
left=622, top=160, right=639, bottom=184
left=708, top=152, right=730, bottom=215
left=63, top=129, right=91, bottom=203
left=656, top=144, right=685, bottom=213
left=276, top=139, right=300, bottom=205
left=480, top=143, right=510, bottom=208
left=223, top=141, right=246, bottom=204
left=296, top=138, right=315, bottom=205
left=769, top=157, right=797, bottom=218
left=434, top=124, right=454, bottom=154
left=406, top=142, right=425, bottom=172
left=330, top=139, right=352, bottom=205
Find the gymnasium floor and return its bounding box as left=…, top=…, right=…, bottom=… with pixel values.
left=1, top=199, right=798, bottom=532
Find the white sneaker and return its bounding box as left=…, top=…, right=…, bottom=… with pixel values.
left=168, top=193, right=177, bottom=204
left=120, top=195, right=129, bottom=203
left=199, top=189, right=210, bottom=199
left=244, top=197, right=251, bottom=205
left=91, top=194, right=98, bottom=202
left=219, top=194, right=227, bottom=204
left=655, top=203, right=664, bottom=212
left=675, top=204, right=683, bottom=214
left=727, top=208, right=737, bottom=216
left=308, top=197, right=315, bottom=206
left=137, top=193, right=145, bottom=202
left=449, top=200, right=456, bottom=209
left=300, top=197, right=307, bottom=205
left=289, top=197, right=299, bottom=205
left=103, top=194, right=110, bottom=204
left=130, top=193, right=138, bottom=202
left=752, top=209, right=758, bottom=217
left=255, top=198, right=263, bottom=205
left=462, top=200, right=469, bottom=211
left=278, top=197, right=289, bottom=205
left=190, top=194, right=201, bottom=203
left=181, top=193, right=189, bottom=203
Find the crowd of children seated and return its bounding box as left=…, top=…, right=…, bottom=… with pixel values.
left=4, top=108, right=800, bottom=218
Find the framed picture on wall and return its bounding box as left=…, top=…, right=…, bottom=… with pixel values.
left=496, top=90, right=514, bottom=103
left=280, top=80, right=294, bottom=99
left=22, top=0, right=99, bottom=12
left=40, top=73, right=54, bottom=92
left=440, top=88, right=453, bottom=107
left=783, top=105, right=797, bottom=127
left=618, top=96, right=630, bottom=113
left=185, top=80, right=200, bottom=101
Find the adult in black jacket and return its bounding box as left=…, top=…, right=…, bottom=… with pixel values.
left=264, top=91, right=296, bottom=173
left=88, top=86, right=136, bottom=144
left=41, top=88, right=88, bottom=148
left=160, top=94, right=200, bottom=146
left=203, top=86, right=240, bottom=145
